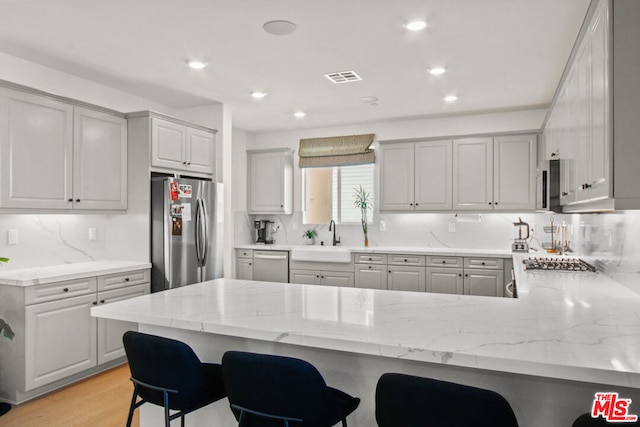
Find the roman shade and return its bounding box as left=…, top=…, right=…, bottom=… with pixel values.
left=298, top=133, right=375, bottom=168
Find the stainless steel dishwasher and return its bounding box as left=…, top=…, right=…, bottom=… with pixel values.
left=252, top=250, right=289, bottom=283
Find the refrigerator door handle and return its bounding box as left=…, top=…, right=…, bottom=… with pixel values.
left=195, top=198, right=207, bottom=267
left=199, top=198, right=208, bottom=266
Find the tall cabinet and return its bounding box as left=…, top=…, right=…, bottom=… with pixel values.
left=542, top=0, right=640, bottom=211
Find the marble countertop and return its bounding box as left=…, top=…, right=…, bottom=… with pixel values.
left=236, top=244, right=513, bottom=258
left=92, top=257, right=640, bottom=388
left=0, top=260, right=152, bottom=286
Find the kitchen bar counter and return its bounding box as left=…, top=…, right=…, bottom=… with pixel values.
left=0, top=260, right=152, bottom=286
left=236, top=243, right=513, bottom=257
left=92, top=263, right=640, bottom=426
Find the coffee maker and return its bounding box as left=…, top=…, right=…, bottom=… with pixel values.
left=254, top=220, right=276, bottom=244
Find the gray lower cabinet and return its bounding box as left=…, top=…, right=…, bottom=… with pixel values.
left=426, top=267, right=464, bottom=294
left=355, top=264, right=388, bottom=290
left=236, top=249, right=254, bottom=280
left=464, top=269, right=505, bottom=297
left=387, top=266, right=426, bottom=292
left=290, top=269, right=354, bottom=287
left=1, top=268, right=150, bottom=404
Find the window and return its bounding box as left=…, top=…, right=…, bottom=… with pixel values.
left=303, top=164, right=374, bottom=224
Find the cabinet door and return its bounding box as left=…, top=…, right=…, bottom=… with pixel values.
left=236, top=257, right=253, bottom=280
left=575, top=40, right=591, bottom=203
left=289, top=269, right=320, bottom=285
left=414, top=140, right=452, bottom=211
left=321, top=271, right=354, bottom=288
left=151, top=118, right=186, bottom=170
left=387, top=266, right=426, bottom=292
left=587, top=0, right=610, bottom=201
left=379, top=143, right=415, bottom=211
left=73, top=107, right=127, bottom=210
left=247, top=150, right=290, bottom=214
left=426, top=267, right=463, bottom=295
left=493, top=135, right=536, bottom=210
left=453, top=138, right=493, bottom=210
left=186, top=128, right=215, bottom=175
left=97, top=284, right=149, bottom=365
left=25, top=294, right=97, bottom=391
left=355, top=265, right=388, bottom=290
left=0, top=88, right=73, bottom=209
left=463, top=269, right=504, bottom=297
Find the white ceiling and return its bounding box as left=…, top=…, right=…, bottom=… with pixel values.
left=0, top=0, right=591, bottom=133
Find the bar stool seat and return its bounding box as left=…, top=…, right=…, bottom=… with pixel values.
left=122, top=331, right=227, bottom=427
left=222, top=351, right=360, bottom=426
left=375, top=372, right=518, bottom=427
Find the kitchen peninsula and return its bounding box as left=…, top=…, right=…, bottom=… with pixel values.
left=91, top=259, right=640, bottom=427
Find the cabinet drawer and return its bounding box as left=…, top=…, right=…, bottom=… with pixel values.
left=463, top=258, right=504, bottom=270
left=426, top=256, right=463, bottom=268
left=237, top=249, right=253, bottom=259
left=98, top=269, right=150, bottom=292
left=354, top=253, right=387, bottom=264
left=26, top=277, right=97, bottom=305
left=388, top=254, right=425, bottom=266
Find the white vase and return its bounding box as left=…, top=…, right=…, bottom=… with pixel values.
left=305, top=237, right=315, bottom=245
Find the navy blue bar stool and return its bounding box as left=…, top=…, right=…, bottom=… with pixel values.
left=221, top=351, right=360, bottom=426
left=122, top=331, right=227, bottom=427
left=375, top=372, right=518, bottom=426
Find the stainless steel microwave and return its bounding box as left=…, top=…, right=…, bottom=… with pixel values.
left=536, top=159, right=562, bottom=212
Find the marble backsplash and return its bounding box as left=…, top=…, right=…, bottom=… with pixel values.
left=236, top=210, right=640, bottom=269
left=0, top=214, right=109, bottom=270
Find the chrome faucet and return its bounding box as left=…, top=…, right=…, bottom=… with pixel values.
left=328, top=220, right=340, bottom=246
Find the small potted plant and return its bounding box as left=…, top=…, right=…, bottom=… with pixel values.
left=302, top=229, right=318, bottom=245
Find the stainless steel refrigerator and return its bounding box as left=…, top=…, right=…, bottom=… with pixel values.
left=151, top=177, right=223, bottom=293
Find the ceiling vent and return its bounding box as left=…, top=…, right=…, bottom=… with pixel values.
left=324, top=70, right=363, bottom=84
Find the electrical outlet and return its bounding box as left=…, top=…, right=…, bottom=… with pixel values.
left=7, top=229, right=18, bottom=245
left=88, top=227, right=97, bottom=241
left=379, top=220, right=386, bottom=232
left=448, top=222, right=456, bottom=233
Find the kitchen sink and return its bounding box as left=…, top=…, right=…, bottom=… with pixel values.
left=290, top=246, right=352, bottom=263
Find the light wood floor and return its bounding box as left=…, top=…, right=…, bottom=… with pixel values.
left=0, top=364, right=138, bottom=427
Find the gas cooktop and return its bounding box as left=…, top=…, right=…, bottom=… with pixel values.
left=522, top=257, right=597, bottom=272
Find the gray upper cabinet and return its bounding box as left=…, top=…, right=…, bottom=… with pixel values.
left=151, top=117, right=215, bottom=175
left=493, top=135, right=536, bottom=211
left=0, top=87, right=127, bottom=210
left=73, top=107, right=127, bottom=210
left=247, top=148, right=293, bottom=214
left=379, top=140, right=452, bottom=211
left=453, top=138, right=493, bottom=211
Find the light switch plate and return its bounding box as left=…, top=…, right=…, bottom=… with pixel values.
left=7, top=229, right=18, bottom=245
left=448, top=222, right=456, bottom=233
left=88, top=227, right=97, bottom=241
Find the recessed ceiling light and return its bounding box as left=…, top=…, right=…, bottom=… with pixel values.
left=428, top=67, right=447, bottom=76
left=444, top=95, right=459, bottom=102
left=294, top=111, right=306, bottom=119
left=250, top=91, right=268, bottom=99
left=263, top=20, right=297, bottom=36
left=186, top=60, right=208, bottom=70
left=405, top=20, right=427, bottom=31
